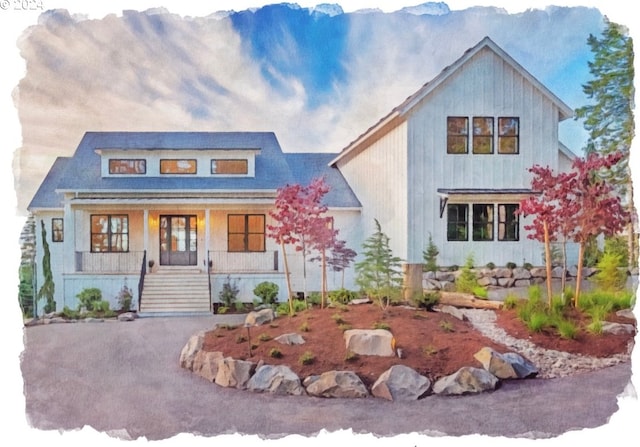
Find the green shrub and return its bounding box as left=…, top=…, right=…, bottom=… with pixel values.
left=527, top=285, right=543, bottom=303
left=236, top=334, right=248, bottom=343
left=328, top=288, right=358, bottom=305
left=116, top=285, right=133, bottom=312
left=345, top=351, right=359, bottom=362
left=257, top=333, right=272, bottom=342
left=60, top=306, right=80, bottom=320
left=77, top=287, right=103, bottom=311
left=526, top=312, right=551, bottom=332
left=604, top=235, right=629, bottom=267
left=338, top=323, right=353, bottom=332
left=439, top=320, right=454, bottom=332
left=523, top=262, right=534, bottom=270
left=472, top=286, right=488, bottom=299
left=299, top=321, right=310, bottom=332
left=331, top=313, right=346, bottom=325
left=423, top=233, right=439, bottom=273
left=414, top=291, right=440, bottom=311
left=456, top=254, right=480, bottom=294
left=587, top=319, right=603, bottom=334
left=557, top=319, right=578, bottom=339
left=217, top=306, right=229, bottom=314
left=486, top=262, right=496, bottom=270
left=298, top=351, right=315, bottom=365
left=269, top=348, right=283, bottom=358
left=234, top=301, right=246, bottom=312
left=592, top=251, right=628, bottom=292
left=422, top=345, right=438, bottom=356
left=373, top=321, right=390, bottom=330
left=307, top=292, right=322, bottom=306
left=503, top=294, right=520, bottom=310
left=219, top=275, right=239, bottom=308
left=253, top=281, right=279, bottom=305
left=506, top=262, right=517, bottom=269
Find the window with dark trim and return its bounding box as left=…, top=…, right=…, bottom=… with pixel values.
left=52, top=218, right=63, bottom=242
left=90, top=215, right=129, bottom=252
left=228, top=214, right=265, bottom=252
left=472, top=204, right=494, bottom=241
left=498, top=204, right=520, bottom=241
left=472, top=117, right=494, bottom=154
left=447, top=117, right=468, bottom=154
left=498, top=117, right=519, bottom=154
left=160, top=159, right=197, bottom=174
left=211, top=159, right=248, bottom=175
left=109, top=159, right=146, bottom=174
left=447, top=204, right=468, bottom=241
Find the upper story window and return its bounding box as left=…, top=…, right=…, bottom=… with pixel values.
left=447, top=117, right=469, bottom=154
left=448, top=116, right=519, bottom=155
left=109, top=159, right=147, bottom=174
left=90, top=215, right=129, bottom=252
left=211, top=159, right=248, bottom=175
left=160, top=159, right=197, bottom=174
left=498, top=117, right=519, bottom=154
left=472, top=117, right=494, bottom=154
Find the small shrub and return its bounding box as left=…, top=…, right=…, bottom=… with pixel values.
left=422, top=345, right=438, bottom=356
left=373, top=321, right=390, bottom=330
left=253, top=281, right=279, bottom=305
left=592, top=251, right=628, bottom=292
left=299, top=351, right=315, bottom=365
left=423, top=233, right=440, bottom=273
left=307, top=292, right=322, bottom=306
left=60, top=306, right=80, bottom=320
left=503, top=294, right=520, bottom=310
left=299, top=321, right=310, bottom=332
left=269, top=348, right=283, bottom=358
left=235, top=334, right=248, bottom=343
left=415, top=291, right=440, bottom=311
left=523, top=262, right=534, bottom=270
left=557, top=319, right=578, bottom=339
left=219, top=275, right=239, bottom=308
left=77, top=287, right=103, bottom=312
left=338, top=323, right=353, bottom=332
left=331, top=313, right=346, bottom=325
left=527, top=285, right=543, bottom=304
left=234, top=301, right=246, bottom=312
left=269, top=322, right=279, bottom=328
left=526, top=312, right=550, bottom=332
left=328, top=288, right=358, bottom=305
left=217, top=306, right=229, bottom=314
left=472, top=286, right=488, bottom=299
left=439, top=320, right=454, bottom=333
left=448, top=265, right=459, bottom=272
left=456, top=254, right=480, bottom=294
left=506, top=261, right=517, bottom=269
left=116, top=285, right=133, bottom=312
left=587, top=319, right=603, bottom=335
left=485, top=262, right=496, bottom=270
left=258, top=333, right=272, bottom=342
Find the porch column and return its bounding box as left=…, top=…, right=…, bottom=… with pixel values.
left=204, top=209, right=211, bottom=269
left=63, top=199, right=75, bottom=274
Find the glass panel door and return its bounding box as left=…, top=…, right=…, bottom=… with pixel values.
left=159, top=215, right=197, bottom=265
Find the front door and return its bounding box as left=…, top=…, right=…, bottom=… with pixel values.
left=159, top=215, right=197, bottom=266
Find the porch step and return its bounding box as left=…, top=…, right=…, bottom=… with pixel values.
left=140, top=271, right=211, bottom=314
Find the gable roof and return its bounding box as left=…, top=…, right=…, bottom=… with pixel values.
left=330, top=36, right=574, bottom=166
left=28, top=131, right=360, bottom=209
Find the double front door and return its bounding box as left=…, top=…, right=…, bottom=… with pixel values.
left=159, top=215, right=197, bottom=266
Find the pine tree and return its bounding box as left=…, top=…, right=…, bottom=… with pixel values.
left=355, top=219, right=403, bottom=311
left=422, top=232, right=439, bottom=273
left=38, top=219, right=56, bottom=314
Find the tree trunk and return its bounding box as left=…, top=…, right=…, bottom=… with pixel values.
left=543, top=220, right=553, bottom=307
left=439, top=292, right=503, bottom=310
left=561, top=237, right=567, bottom=302
left=321, top=249, right=327, bottom=309
left=281, top=241, right=294, bottom=315
left=574, top=242, right=585, bottom=308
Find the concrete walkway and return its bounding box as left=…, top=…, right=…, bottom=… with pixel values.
left=16, top=313, right=640, bottom=446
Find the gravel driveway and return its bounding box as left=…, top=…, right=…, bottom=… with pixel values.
left=15, top=314, right=640, bottom=445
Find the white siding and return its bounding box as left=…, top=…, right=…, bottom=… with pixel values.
left=337, top=121, right=409, bottom=260
left=404, top=48, right=565, bottom=267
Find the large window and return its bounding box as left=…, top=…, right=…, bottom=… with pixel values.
left=52, top=218, right=63, bottom=242
left=109, top=159, right=146, bottom=174
left=498, top=204, right=520, bottom=241
left=211, top=159, right=248, bottom=175
left=160, top=159, right=197, bottom=174
left=498, top=117, right=519, bottom=154
left=90, top=215, right=129, bottom=252
left=447, top=117, right=468, bottom=154
left=228, top=214, right=265, bottom=252
left=447, top=204, right=468, bottom=241
left=472, top=117, right=494, bottom=154
left=472, top=204, right=494, bottom=241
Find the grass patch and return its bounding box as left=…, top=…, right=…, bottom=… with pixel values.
left=299, top=321, right=310, bottom=332
left=269, top=348, right=283, bottom=358
left=526, top=312, right=551, bottom=332
left=331, top=313, right=346, bottom=325
left=439, top=320, right=454, bottom=333
left=338, top=323, right=353, bottom=332
left=257, top=333, right=272, bottom=342
left=422, top=345, right=439, bottom=356
left=372, top=321, right=391, bottom=330
left=235, top=334, right=248, bottom=343
left=557, top=319, right=578, bottom=339
left=299, top=351, right=315, bottom=365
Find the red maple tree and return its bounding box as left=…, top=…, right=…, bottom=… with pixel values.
left=520, top=152, right=629, bottom=306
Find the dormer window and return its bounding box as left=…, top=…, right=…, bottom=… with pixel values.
left=160, top=159, right=197, bottom=174
left=211, top=159, right=248, bottom=175
left=109, top=159, right=146, bottom=174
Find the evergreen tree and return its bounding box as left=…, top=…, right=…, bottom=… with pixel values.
left=355, top=219, right=403, bottom=311
left=422, top=232, right=439, bottom=273
left=38, top=220, right=56, bottom=314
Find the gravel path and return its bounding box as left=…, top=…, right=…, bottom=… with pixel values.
left=461, top=308, right=634, bottom=378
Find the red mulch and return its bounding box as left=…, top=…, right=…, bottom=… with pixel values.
left=202, top=302, right=636, bottom=387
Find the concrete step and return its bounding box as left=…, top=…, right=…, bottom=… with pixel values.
left=140, top=271, right=211, bottom=313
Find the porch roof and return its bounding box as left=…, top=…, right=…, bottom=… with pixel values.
left=28, top=156, right=70, bottom=210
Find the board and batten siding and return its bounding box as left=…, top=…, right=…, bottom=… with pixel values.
left=405, top=47, right=566, bottom=266
left=336, top=120, right=409, bottom=260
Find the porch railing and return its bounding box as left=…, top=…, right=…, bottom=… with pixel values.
left=137, top=250, right=147, bottom=312
left=209, top=250, right=279, bottom=273
left=75, top=251, right=145, bottom=273
left=206, top=250, right=213, bottom=312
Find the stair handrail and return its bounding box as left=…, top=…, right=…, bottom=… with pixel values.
left=207, top=250, right=213, bottom=313
left=138, top=250, right=147, bottom=312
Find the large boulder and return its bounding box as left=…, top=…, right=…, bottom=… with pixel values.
left=179, top=331, right=205, bottom=370
left=432, top=367, right=499, bottom=395
left=601, top=321, right=636, bottom=335
left=474, top=347, right=538, bottom=379
left=305, top=371, right=369, bottom=398
left=247, top=365, right=306, bottom=396
left=192, top=351, right=224, bottom=382
left=244, top=308, right=276, bottom=326
left=512, top=268, right=532, bottom=280
left=371, top=365, right=431, bottom=401
left=214, top=357, right=257, bottom=389
left=344, top=329, right=395, bottom=357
